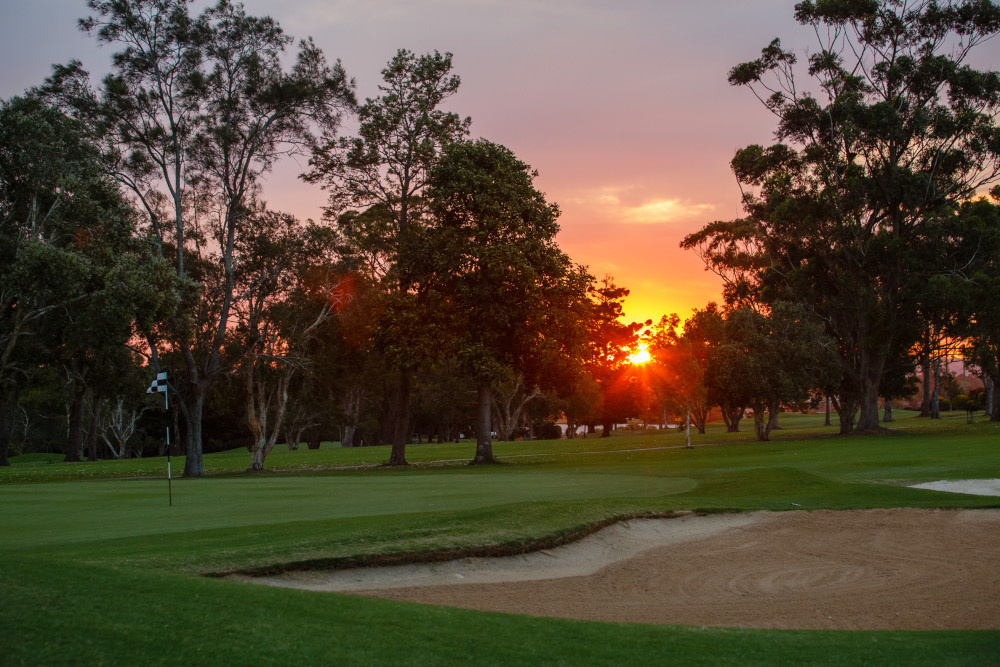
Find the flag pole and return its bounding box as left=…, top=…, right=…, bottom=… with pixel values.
left=148, top=371, right=172, bottom=506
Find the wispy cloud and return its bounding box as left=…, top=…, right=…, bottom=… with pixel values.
left=565, top=186, right=715, bottom=225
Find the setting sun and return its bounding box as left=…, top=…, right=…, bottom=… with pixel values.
left=628, top=344, right=652, bottom=365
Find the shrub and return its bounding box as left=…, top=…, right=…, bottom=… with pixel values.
left=533, top=420, right=563, bottom=441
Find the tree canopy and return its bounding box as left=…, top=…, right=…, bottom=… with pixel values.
left=682, top=0, right=1000, bottom=433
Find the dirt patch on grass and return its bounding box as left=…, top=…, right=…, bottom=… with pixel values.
left=234, top=507, right=1000, bottom=630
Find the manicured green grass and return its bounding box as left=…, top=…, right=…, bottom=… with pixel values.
left=0, top=409, right=927, bottom=483
left=2, top=413, right=999, bottom=664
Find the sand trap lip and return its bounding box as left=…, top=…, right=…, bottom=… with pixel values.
left=909, top=478, right=1000, bottom=496
left=228, top=512, right=773, bottom=592
left=231, top=508, right=1000, bottom=630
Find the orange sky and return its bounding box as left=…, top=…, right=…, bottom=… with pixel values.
left=0, top=1, right=817, bottom=324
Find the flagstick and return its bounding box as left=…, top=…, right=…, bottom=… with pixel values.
left=148, top=371, right=172, bottom=505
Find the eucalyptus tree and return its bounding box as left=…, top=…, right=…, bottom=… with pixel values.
left=425, top=139, right=589, bottom=464
left=0, top=96, right=114, bottom=465
left=49, top=0, right=355, bottom=475
left=232, top=209, right=350, bottom=470
left=306, top=49, right=470, bottom=464
left=956, top=196, right=1000, bottom=420
left=704, top=341, right=752, bottom=433
left=681, top=0, right=1000, bottom=433
left=0, top=96, right=178, bottom=465
left=723, top=303, right=840, bottom=441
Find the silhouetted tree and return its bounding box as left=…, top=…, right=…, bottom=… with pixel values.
left=682, top=0, right=1000, bottom=434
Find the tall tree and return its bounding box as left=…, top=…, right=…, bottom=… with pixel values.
left=648, top=305, right=724, bottom=436
left=582, top=278, right=647, bottom=438
left=425, top=139, right=588, bottom=464
left=704, top=340, right=752, bottom=433
left=722, top=303, right=840, bottom=441
left=0, top=96, right=178, bottom=465
left=50, top=0, right=355, bottom=475
left=956, top=195, right=1000, bottom=420
left=682, top=0, right=1000, bottom=433
left=232, top=210, right=350, bottom=470
left=306, top=49, right=470, bottom=464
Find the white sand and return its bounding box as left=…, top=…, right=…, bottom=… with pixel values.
left=230, top=508, right=1000, bottom=630
left=909, top=478, right=1000, bottom=496
left=228, top=511, right=773, bottom=592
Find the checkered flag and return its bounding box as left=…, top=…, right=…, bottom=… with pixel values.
left=147, top=371, right=168, bottom=394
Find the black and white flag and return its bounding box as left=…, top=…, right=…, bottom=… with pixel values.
left=147, top=371, right=168, bottom=394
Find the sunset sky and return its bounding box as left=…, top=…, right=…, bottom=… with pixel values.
left=1, top=1, right=818, bottom=325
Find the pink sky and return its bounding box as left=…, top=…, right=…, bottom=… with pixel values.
left=2, top=1, right=814, bottom=325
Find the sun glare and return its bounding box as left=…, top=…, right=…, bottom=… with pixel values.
left=628, top=344, right=652, bottom=365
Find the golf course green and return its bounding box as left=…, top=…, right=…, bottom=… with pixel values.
left=2, top=412, right=998, bottom=665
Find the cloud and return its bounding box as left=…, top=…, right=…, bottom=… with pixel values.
left=619, top=198, right=716, bottom=224
left=564, top=186, right=716, bottom=225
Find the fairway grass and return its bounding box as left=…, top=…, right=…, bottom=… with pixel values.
left=2, top=413, right=999, bottom=664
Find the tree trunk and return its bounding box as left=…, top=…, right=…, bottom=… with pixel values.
left=85, top=399, right=100, bottom=462
left=721, top=405, right=742, bottom=433
left=767, top=398, right=781, bottom=431
left=824, top=396, right=831, bottom=426
left=684, top=405, right=692, bottom=448
left=0, top=398, right=12, bottom=466
left=341, top=425, right=356, bottom=448
left=171, top=406, right=182, bottom=457
left=930, top=357, right=941, bottom=420
left=386, top=371, right=410, bottom=465
left=245, top=369, right=291, bottom=472
left=182, top=391, right=205, bottom=477
left=471, top=382, right=497, bottom=464
left=248, top=442, right=267, bottom=471
left=854, top=345, right=888, bottom=433
left=989, top=375, right=998, bottom=422
left=857, top=388, right=882, bottom=431
left=691, top=404, right=708, bottom=434
left=882, top=397, right=894, bottom=423
left=307, top=427, right=322, bottom=450
left=377, top=389, right=395, bottom=447
left=748, top=400, right=770, bottom=441
left=601, top=419, right=613, bottom=438
left=852, top=357, right=883, bottom=433
left=832, top=392, right=856, bottom=435
left=753, top=412, right=770, bottom=441
left=65, top=384, right=86, bottom=463
left=919, top=351, right=932, bottom=416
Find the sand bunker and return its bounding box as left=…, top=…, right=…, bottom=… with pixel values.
left=235, top=506, right=1000, bottom=630
left=909, top=479, right=1000, bottom=496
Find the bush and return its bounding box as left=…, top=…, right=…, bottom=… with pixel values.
left=533, top=420, right=563, bottom=441
left=951, top=394, right=975, bottom=413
